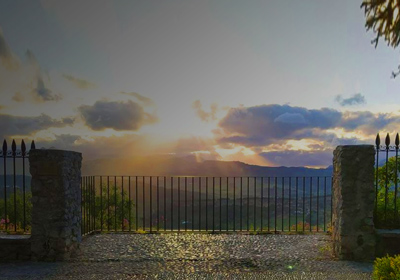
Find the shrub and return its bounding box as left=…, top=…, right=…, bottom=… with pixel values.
left=373, top=254, right=400, bottom=280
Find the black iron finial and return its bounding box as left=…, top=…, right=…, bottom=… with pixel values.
left=11, top=140, right=16, bottom=154
left=396, top=133, right=399, bottom=147
left=31, top=140, right=36, bottom=150
left=385, top=133, right=390, bottom=147
left=376, top=133, right=381, bottom=146
left=21, top=140, right=26, bottom=155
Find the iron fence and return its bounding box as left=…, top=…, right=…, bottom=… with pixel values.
left=0, top=139, right=35, bottom=233
left=374, top=133, right=400, bottom=229
left=81, top=175, right=333, bottom=234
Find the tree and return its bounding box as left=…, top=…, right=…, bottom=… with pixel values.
left=361, top=0, right=400, bottom=77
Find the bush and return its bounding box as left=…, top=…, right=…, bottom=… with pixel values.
left=373, top=254, right=400, bottom=280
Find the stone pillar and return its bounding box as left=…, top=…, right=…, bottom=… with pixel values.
left=332, top=145, right=376, bottom=261
left=29, top=149, right=82, bottom=261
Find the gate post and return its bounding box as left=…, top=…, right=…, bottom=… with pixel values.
left=29, top=149, right=82, bottom=261
left=332, top=145, right=376, bottom=261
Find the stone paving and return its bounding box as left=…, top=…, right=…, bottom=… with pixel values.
left=0, top=233, right=374, bottom=279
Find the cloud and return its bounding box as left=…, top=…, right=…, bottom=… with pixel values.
left=0, top=114, right=74, bottom=138
left=12, top=92, right=24, bottom=102
left=120, top=92, right=154, bottom=106
left=192, top=100, right=218, bottom=122
left=335, top=93, right=366, bottom=106
left=62, top=74, right=96, bottom=89
left=216, top=104, right=400, bottom=148
left=31, top=76, right=61, bottom=102
left=0, top=27, right=19, bottom=70
left=79, top=100, right=158, bottom=131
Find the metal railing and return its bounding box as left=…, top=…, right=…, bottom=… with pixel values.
left=375, top=133, right=400, bottom=228
left=81, top=175, right=333, bottom=234
left=0, top=139, right=35, bottom=233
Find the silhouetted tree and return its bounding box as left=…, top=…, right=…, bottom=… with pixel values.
left=362, top=0, right=400, bottom=77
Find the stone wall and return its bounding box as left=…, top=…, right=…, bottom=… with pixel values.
left=332, top=145, right=376, bottom=261
left=29, top=149, right=82, bottom=261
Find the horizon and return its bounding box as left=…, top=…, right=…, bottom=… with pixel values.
left=1, top=1, right=399, bottom=169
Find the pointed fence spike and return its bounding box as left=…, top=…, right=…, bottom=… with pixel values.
left=2, top=139, right=7, bottom=154
left=376, top=133, right=381, bottom=146
left=396, top=133, right=399, bottom=147
left=11, top=139, right=16, bottom=152
left=21, top=140, right=26, bottom=154
left=385, top=133, right=390, bottom=146
left=31, top=140, right=36, bottom=150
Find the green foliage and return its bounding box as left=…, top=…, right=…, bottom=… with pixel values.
left=361, top=0, right=400, bottom=77
left=0, top=190, right=32, bottom=233
left=373, top=254, right=400, bottom=280
left=81, top=184, right=135, bottom=231
left=375, top=156, right=400, bottom=228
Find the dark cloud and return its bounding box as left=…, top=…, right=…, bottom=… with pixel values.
left=63, top=74, right=96, bottom=90
left=31, top=76, right=61, bottom=102
left=79, top=100, right=158, bottom=131
left=120, top=92, right=154, bottom=106
left=335, top=93, right=366, bottom=106
left=0, top=114, right=74, bottom=138
left=0, top=27, right=19, bottom=70
left=217, top=105, right=342, bottom=146
left=192, top=100, right=218, bottom=122
left=217, top=104, right=400, bottom=148
left=259, top=150, right=333, bottom=167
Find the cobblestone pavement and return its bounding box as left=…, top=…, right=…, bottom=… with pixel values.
left=0, top=233, right=374, bottom=279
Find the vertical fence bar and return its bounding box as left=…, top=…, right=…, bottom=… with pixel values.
left=233, top=177, right=236, bottom=232
left=192, top=177, right=195, bottom=231
left=185, top=177, right=187, bottom=232
left=289, top=177, right=291, bottom=232
left=2, top=140, right=7, bottom=231
left=324, top=176, right=327, bottom=232
left=226, top=177, right=229, bottom=232
left=150, top=177, right=153, bottom=232
left=129, top=176, right=131, bottom=232
left=143, top=176, right=145, bottom=231
left=254, top=177, right=256, bottom=232
left=261, top=177, right=264, bottom=232
left=268, top=177, right=270, bottom=232
left=246, top=177, right=250, bottom=231
left=178, top=177, right=180, bottom=232
left=317, top=177, right=320, bottom=232
left=385, top=134, right=390, bottom=224
left=281, top=177, right=284, bottom=232
left=199, top=177, right=201, bottom=231
left=240, top=177, right=243, bottom=232
left=164, top=176, right=167, bottom=232
left=107, top=176, right=110, bottom=231
left=309, top=177, right=313, bottom=232
left=171, top=177, right=174, bottom=231
left=295, top=177, right=299, bottom=232
left=122, top=176, right=124, bottom=231
left=220, top=177, right=222, bottom=232
left=100, top=176, right=103, bottom=232
left=157, top=176, right=160, bottom=232
left=206, top=177, right=208, bottom=232
left=212, top=177, right=215, bottom=232
left=114, top=176, right=117, bottom=231
left=274, top=177, right=277, bottom=232
left=302, top=177, right=305, bottom=231
left=12, top=140, right=16, bottom=231
left=22, top=140, right=26, bottom=231
left=135, top=176, right=138, bottom=231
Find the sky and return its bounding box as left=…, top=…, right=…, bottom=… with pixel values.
left=0, top=0, right=400, bottom=168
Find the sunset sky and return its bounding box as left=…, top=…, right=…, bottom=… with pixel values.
left=1, top=0, right=400, bottom=168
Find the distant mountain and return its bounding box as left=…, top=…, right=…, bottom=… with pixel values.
left=82, top=155, right=333, bottom=177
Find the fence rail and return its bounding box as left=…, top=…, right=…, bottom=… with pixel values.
left=81, top=175, right=333, bottom=235
left=0, top=139, right=35, bottom=233
left=375, top=133, right=400, bottom=229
